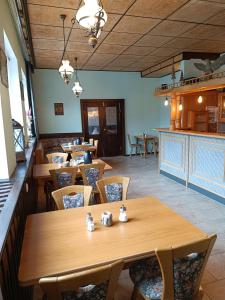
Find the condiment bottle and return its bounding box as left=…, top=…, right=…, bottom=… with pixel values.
left=119, top=205, right=128, bottom=222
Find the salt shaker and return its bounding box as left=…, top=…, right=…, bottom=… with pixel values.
left=86, top=212, right=92, bottom=225
left=119, top=205, right=128, bottom=222
left=87, top=216, right=95, bottom=232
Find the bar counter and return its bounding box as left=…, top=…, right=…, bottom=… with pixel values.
left=158, top=129, right=225, bottom=202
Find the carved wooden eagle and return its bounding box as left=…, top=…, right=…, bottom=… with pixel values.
left=194, top=54, right=225, bottom=74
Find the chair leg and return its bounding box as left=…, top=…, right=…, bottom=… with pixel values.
left=131, top=286, right=138, bottom=300
left=130, top=146, right=133, bottom=157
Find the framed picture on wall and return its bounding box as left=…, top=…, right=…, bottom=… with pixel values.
left=54, top=103, right=64, bottom=115
left=0, top=47, right=9, bottom=88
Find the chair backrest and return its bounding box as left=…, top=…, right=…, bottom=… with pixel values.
left=127, top=134, right=132, bottom=146
left=79, top=163, right=105, bottom=190
left=49, top=167, right=78, bottom=190
left=156, top=234, right=217, bottom=300
left=46, top=152, right=68, bottom=163
left=51, top=185, right=93, bottom=210
left=93, top=140, right=99, bottom=158
left=96, top=176, right=130, bottom=203
left=89, top=138, right=94, bottom=145
left=39, top=260, right=123, bottom=300
left=71, top=151, right=86, bottom=160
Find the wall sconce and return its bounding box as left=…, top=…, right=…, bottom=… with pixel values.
left=178, top=103, right=183, bottom=111
left=197, top=96, right=203, bottom=104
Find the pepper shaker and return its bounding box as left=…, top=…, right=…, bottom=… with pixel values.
left=87, top=216, right=95, bottom=232
left=119, top=205, right=128, bottom=222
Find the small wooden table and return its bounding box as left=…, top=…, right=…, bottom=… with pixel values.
left=33, top=159, right=112, bottom=209
left=135, top=135, right=158, bottom=157
left=19, top=197, right=206, bottom=287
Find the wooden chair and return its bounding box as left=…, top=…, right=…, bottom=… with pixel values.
left=79, top=163, right=105, bottom=192
left=96, top=176, right=130, bottom=203
left=49, top=167, right=78, bottom=190
left=129, top=234, right=217, bottom=300
left=39, top=260, right=123, bottom=300
left=128, top=134, right=143, bottom=157
left=51, top=185, right=93, bottom=210
left=46, top=152, right=68, bottom=163
left=93, top=139, right=99, bottom=158
left=71, top=151, right=86, bottom=160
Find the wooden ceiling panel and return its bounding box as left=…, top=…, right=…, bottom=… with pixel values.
left=67, top=41, right=95, bottom=53
left=28, top=4, right=77, bottom=28
left=33, top=38, right=64, bottom=50
left=104, top=32, right=141, bottom=45
left=162, top=37, right=198, bottom=49
left=30, top=24, right=69, bottom=40
left=206, top=10, right=225, bottom=26
left=190, top=39, right=225, bottom=52
left=27, top=0, right=80, bottom=9
left=95, top=44, right=128, bottom=54
left=107, top=54, right=142, bottom=67
left=149, top=20, right=196, bottom=37
left=181, top=24, right=225, bottom=39
left=127, top=0, right=188, bottom=18
left=101, top=0, right=135, bottom=14
left=103, top=14, right=122, bottom=32
left=113, top=16, right=161, bottom=34
left=34, top=49, right=62, bottom=59
left=150, top=47, right=180, bottom=57
left=168, top=1, right=223, bottom=23
left=86, top=53, right=118, bottom=66
left=123, top=45, right=156, bottom=56
left=135, top=35, right=173, bottom=47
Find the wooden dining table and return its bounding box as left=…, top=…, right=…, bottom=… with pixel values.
left=135, top=135, right=158, bottom=157
left=18, top=197, right=206, bottom=287
left=61, top=143, right=97, bottom=153
left=33, top=159, right=112, bottom=210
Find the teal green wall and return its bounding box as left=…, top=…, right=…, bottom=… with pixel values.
left=33, top=69, right=162, bottom=152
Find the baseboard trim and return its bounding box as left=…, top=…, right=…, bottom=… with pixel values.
left=160, top=170, right=225, bottom=205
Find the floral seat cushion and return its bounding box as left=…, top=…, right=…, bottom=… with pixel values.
left=62, top=282, right=108, bottom=300
left=63, top=193, right=84, bottom=209
left=84, top=168, right=100, bottom=189
left=129, top=252, right=206, bottom=300
left=56, top=172, right=73, bottom=188
left=52, top=156, right=64, bottom=163
left=104, top=183, right=123, bottom=202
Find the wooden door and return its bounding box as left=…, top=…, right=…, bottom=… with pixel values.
left=81, top=99, right=125, bottom=157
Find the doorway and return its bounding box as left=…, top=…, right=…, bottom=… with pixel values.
left=80, top=99, right=125, bottom=157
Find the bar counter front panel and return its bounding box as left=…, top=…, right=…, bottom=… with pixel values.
left=159, top=130, right=225, bottom=201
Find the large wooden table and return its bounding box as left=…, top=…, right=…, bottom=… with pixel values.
left=33, top=159, right=112, bottom=209
left=19, top=197, right=206, bottom=287
left=61, top=143, right=96, bottom=153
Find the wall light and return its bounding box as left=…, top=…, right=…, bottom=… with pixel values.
left=178, top=103, right=183, bottom=111
left=164, top=96, right=169, bottom=106
left=197, top=96, right=203, bottom=104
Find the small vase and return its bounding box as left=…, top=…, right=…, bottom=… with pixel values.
left=76, top=137, right=81, bottom=145
left=84, top=150, right=92, bottom=164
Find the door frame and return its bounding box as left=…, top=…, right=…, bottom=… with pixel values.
left=80, top=99, right=125, bottom=156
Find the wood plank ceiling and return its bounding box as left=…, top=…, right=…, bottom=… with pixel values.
left=27, top=0, right=225, bottom=76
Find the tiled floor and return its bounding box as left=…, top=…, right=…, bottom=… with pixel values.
left=34, top=155, right=225, bottom=300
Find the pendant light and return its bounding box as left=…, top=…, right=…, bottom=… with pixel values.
left=164, top=96, right=169, bottom=106
left=197, top=95, right=203, bottom=103
left=58, top=15, right=74, bottom=84
left=72, top=57, right=83, bottom=97
left=76, top=0, right=107, bottom=48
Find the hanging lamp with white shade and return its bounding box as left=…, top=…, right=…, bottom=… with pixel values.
left=72, top=57, right=83, bottom=97
left=58, top=14, right=74, bottom=84
left=76, top=0, right=107, bottom=48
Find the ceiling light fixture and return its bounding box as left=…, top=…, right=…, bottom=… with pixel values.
left=164, top=96, right=169, bottom=106
left=76, top=0, right=107, bottom=48
left=58, top=15, right=74, bottom=84
left=72, top=57, right=83, bottom=97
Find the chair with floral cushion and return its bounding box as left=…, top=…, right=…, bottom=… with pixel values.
left=39, top=259, right=123, bottom=300
left=79, top=163, right=105, bottom=192
left=96, top=176, right=130, bottom=204
left=129, top=234, right=216, bottom=300
left=51, top=185, right=93, bottom=210
left=49, top=167, right=78, bottom=190
left=46, top=152, right=68, bottom=163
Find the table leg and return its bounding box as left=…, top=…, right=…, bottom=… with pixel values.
left=144, top=138, right=147, bottom=157
left=36, top=179, right=47, bottom=212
